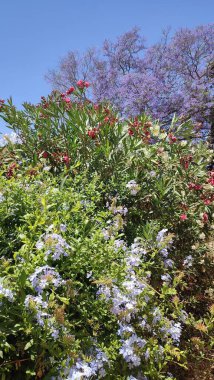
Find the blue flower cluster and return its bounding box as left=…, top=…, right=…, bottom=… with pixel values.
left=126, top=180, right=140, bottom=196
left=0, top=279, right=14, bottom=302
left=97, top=228, right=184, bottom=372
left=58, top=349, right=109, bottom=379
left=36, top=231, right=70, bottom=260
left=24, top=266, right=66, bottom=339
left=29, top=265, right=65, bottom=294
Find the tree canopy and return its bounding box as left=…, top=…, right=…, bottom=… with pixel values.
left=46, top=24, right=214, bottom=143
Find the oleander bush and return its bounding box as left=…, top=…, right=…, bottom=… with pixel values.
left=0, top=87, right=213, bottom=379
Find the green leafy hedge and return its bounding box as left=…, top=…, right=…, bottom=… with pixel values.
left=0, top=90, right=213, bottom=379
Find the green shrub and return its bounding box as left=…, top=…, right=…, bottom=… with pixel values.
left=0, top=90, right=213, bottom=379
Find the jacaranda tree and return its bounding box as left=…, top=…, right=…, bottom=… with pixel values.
left=46, top=24, right=214, bottom=144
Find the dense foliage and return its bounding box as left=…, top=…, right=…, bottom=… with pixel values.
left=0, top=88, right=213, bottom=379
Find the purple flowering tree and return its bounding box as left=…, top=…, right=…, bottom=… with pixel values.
left=46, top=24, right=214, bottom=144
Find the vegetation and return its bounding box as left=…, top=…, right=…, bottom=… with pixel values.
left=0, top=86, right=213, bottom=379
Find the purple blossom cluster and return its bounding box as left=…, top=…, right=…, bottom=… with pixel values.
left=183, top=255, right=193, bottom=268
left=0, top=192, right=5, bottom=202
left=156, top=229, right=175, bottom=269
left=97, top=228, right=184, bottom=371
left=0, top=280, right=14, bottom=302
left=61, top=349, right=109, bottom=379
left=24, top=295, right=49, bottom=326
left=97, top=237, right=150, bottom=369
left=156, top=229, right=168, bottom=247
left=29, top=265, right=65, bottom=294
left=36, top=231, right=70, bottom=260
left=126, top=180, right=140, bottom=196
left=119, top=334, right=146, bottom=368
left=107, top=199, right=128, bottom=216
left=168, top=322, right=182, bottom=343
left=102, top=214, right=125, bottom=241
left=24, top=293, right=64, bottom=339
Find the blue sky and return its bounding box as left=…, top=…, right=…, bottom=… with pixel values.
left=0, top=0, right=213, bottom=134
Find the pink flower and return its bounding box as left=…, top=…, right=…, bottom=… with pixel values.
left=63, top=155, right=70, bottom=166
left=204, top=199, right=211, bottom=205
left=77, top=80, right=85, bottom=89
left=66, top=87, right=75, bottom=95
left=76, top=80, right=90, bottom=89
left=180, top=214, right=187, bottom=221
left=64, top=97, right=71, bottom=103
left=88, top=130, right=96, bottom=139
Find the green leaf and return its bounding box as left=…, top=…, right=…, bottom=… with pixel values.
left=24, top=339, right=34, bottom=350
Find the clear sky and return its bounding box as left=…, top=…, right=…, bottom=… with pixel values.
left=0, top=0, right=214, bottom=134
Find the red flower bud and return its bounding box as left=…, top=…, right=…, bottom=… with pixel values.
left=66, top=87, right=75, bottom=95
left=202, top=213, right=208, bottom=223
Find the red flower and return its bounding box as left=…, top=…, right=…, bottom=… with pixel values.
left=77, top=80, right=85, bottom=89
left=202, top=213, right=208, bottom=223
left=0, top=99, right=5, bottom=109
left=195, top=184, right=203, bottom=191
left=188, top=183, right=203, bottom=191
left=6, top=163, right=17, bottom=178
left=168, top=133, right=177, bottom=143
left=42, top=151, right=49, bottom=159
left=204, top=199, right=211, bottom=205
left=188, top=183, right=195, bottom=190
left=180, top=214, right=187, bottom=221
left=66, top=87, right=75, bottom=95
left=63, top=155, right=70, bottom=165
left=87, top=129, right=97, bottom=139
left=208, top=172, right=214, bottom=186
left=128, top=129, right=134, bottom=136
left=77, top=80, right=90, bottom=89
left=94, top=104, right=99, bottom=111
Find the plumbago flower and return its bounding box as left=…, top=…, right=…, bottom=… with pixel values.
left=102, top=199, right=128, bottom=240
left=36, top=230, right=70, bottom=260
left=107, top=197, right=128, bottom=216
left=0, top=279, right=14, bottom=302
left=29, top=265, right=65, bottom=294
left=0, top=192, right=5, bottom=202
left=24, top=294, right=62, bottom=339
left=56, top=349, right=109, bottom=379
left=24, top=295, right=49, bottom=326
left=126, top=180, right=140, bottom=196
left=102, top=213, right=125, bottom=240
left=97, top=228, right=185, bottom=373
